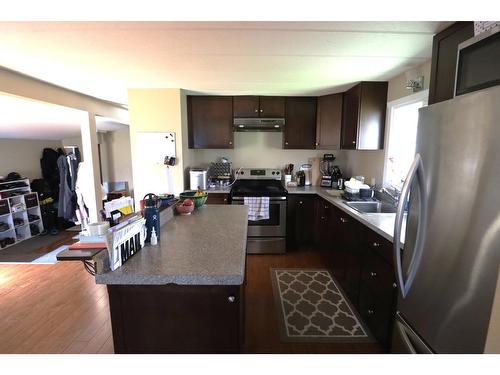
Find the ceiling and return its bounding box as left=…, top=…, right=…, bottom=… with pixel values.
left=0, top=94, right=127, bottom=140
left=0, top=21, right=451, bottom=104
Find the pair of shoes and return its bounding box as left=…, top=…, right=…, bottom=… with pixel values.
left=30, top=224, right=40, bottom=236
left=50, top=228, right=59, bottom=235
left=28, top=214, right=40, bottom=222
left=13, top=218, right=25, bottom=226
left=0, top=237, right=15, bottom=248
left=0, top=222, right=10, bottom=232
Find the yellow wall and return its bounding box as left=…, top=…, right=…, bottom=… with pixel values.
left=127, top=88, right=186, bottom=208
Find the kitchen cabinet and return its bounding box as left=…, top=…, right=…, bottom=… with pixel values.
left=108, top=284, right=243, bottom=353
left=357, top=226, right=397, bottom=347
left=428, top=22, right=474, bottom=105
left=284, top=97, right=317, bottom=149
left=187, top=96, right=234, bottom=149
left=340, top=81, right=388, bottom=150
left=206, top=193, right=229, bottom=204
left=286, top=194, right=318, bottom=250
left=316, top=93, right=343, bottom=149
left=233, top=96, right=285, bottom=118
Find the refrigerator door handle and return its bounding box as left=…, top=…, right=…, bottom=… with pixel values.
left=396, top=319, right=417, bottom=354
left=393, top=153, right=427, bottom=298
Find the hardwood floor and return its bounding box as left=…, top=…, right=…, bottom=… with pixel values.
left=243, top=250, right=383, bottom=354
left=0, top=249, right=382, bottom=354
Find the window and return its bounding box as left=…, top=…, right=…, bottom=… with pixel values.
left=383, top=90, right=428, bottom=189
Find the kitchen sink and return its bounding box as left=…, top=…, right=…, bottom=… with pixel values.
left=344, top=200, right=398, bottom=214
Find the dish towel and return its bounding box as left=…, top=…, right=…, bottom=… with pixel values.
left=244, top=197, right=270, bottom=221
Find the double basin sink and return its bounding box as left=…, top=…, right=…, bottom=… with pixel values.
left=343, top=200, right=398, bottom=214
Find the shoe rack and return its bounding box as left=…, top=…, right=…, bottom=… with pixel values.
left=0, top=179, right=44, bottom=250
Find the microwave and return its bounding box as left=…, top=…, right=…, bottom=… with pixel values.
left=455, top=26, right=500, bottom=96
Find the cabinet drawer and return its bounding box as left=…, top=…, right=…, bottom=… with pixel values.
left=360, top=228, right=393, bottom=266
left=206, top=193, right=229, bottom=204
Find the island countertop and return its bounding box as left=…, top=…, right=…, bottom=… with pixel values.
left=95, top=205, right=248, bottom=286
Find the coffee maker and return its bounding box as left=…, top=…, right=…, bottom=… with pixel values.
left=320, top=154, right=336, bottom=187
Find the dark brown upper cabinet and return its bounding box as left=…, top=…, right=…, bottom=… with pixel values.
left=187, top=96, right=234, bottom=149
left=428, top=22, right=474, bottom=105
left=233, top=96, right=285, bottom=118
left=284, top=97, right=317, bottom=149
left=341, top=81, right=388, bottom=150
left=316, top=93, right=343, bottom=149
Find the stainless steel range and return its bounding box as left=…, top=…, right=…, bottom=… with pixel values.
left=230, top=168, right=287, bottom=254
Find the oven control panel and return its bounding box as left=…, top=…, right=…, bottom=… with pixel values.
left=235, top=168, right=282, bottom=180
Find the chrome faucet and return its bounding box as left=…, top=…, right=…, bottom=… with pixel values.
left=380, top=185, right=402, bottom=206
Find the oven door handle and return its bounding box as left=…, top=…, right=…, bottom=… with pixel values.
left=231, top=196, right=287, bottom=201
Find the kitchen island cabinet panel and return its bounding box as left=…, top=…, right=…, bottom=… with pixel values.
left=108, top=284, right=243, bottom=353
left=206, top=192, right=229, bottom=204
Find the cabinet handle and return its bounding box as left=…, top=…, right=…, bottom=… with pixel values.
left=321, top=216, right=325, bottom=220
left=372, top=242, right=380, bottom=247
left=367, top=309, right=374, bottom=315
left=370, top=271, right=377, bottom=277
left=223, top=198, right=227, bottom=202
left=260, top=109, right=263, bottom=113
left=299, top=201, right=303, bottom=205
left=228, top=295, right=236, bottom=303
left=393, top=283, right=397, bottom=288
left=324, top=205, right=328, bottom=209
left=229, top=141, right=233, bottom=145
left=285, top=142, right=289, bottom=145
left=315, top=142, right=319, bottom=146
left=352, top=140, right=356, bottom=144
left=340, top=217, right=348, bottom=223
left=254, top=109, right=258, bottom=113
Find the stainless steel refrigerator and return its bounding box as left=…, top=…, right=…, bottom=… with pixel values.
left=391, top=84, right=500, bottom=353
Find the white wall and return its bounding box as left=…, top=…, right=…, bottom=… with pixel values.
left=0, top=138, right=62, bottom=180
left=128, top=88, right=187, bottom=208
left=102, top=128, right=134, bottom=195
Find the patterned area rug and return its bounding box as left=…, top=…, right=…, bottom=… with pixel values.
left=271, top=268, right=374, bottom=343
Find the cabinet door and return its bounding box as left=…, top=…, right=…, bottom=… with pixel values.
left=284, top=97, right=317, bottom=149
left=188, top=96, right=234, bottom=149
left=233, top=96, right=259, bottom=117
left=429, top=22, right=474, bottom=105
left=358, top=251, right=397, bottom=347
left=316, top=199, right=334, bottom=250
left=340, top=85, right=360, bottom=149
left=286, top=195, right=317, bottom=250
left=316, top=93, right=342, bottom=149
left=259, top=96, right=285, bottom=117
left=358, top=81, right=388, bottom=150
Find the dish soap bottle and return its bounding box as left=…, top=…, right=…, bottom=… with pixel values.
left=150, top=227, right=158, bottom=246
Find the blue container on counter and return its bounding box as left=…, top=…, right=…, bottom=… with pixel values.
left=143, top=193, right=160, bottom=243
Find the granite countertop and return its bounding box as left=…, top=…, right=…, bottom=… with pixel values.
left=287, top=186, right=406, bottom=244
left=95, top=205, right=248, bottom=286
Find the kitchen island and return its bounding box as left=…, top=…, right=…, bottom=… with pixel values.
left=96, top=205, right=248, bottom=354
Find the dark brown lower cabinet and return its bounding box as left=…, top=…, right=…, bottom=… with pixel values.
left=315, top=197, right=397, bottom=349
left=107, top=284, right=243, bottom=353
left=206, top=193, right=229, bottom=204
left=286, top=194, right=318, bottom=250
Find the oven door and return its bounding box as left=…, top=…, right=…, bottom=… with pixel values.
left=231, top=196, right=286, bottom=237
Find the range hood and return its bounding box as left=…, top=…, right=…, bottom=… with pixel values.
left=233, top=118, right=285, bottom=132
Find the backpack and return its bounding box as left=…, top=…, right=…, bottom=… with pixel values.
left=40, top=148, right=60, bottom=180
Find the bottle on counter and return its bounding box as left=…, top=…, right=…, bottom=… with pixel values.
left=143, top=193, right=160, bottom=243
left=150, top=228, right=158, bottom=246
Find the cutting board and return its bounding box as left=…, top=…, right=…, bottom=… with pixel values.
left=310, top=157, right=321, bottom=186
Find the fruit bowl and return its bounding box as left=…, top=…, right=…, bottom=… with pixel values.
left=175, top=202, right=195, bottom=215
left=179, top=191, right=208, bottom=208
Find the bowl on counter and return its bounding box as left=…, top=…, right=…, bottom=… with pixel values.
left=179, top=191, right=208, bottom=208
left=175, top=202, right=195, bottom=215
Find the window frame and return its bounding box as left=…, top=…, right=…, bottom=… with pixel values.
left=383, top=89, right=429, bottom=188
